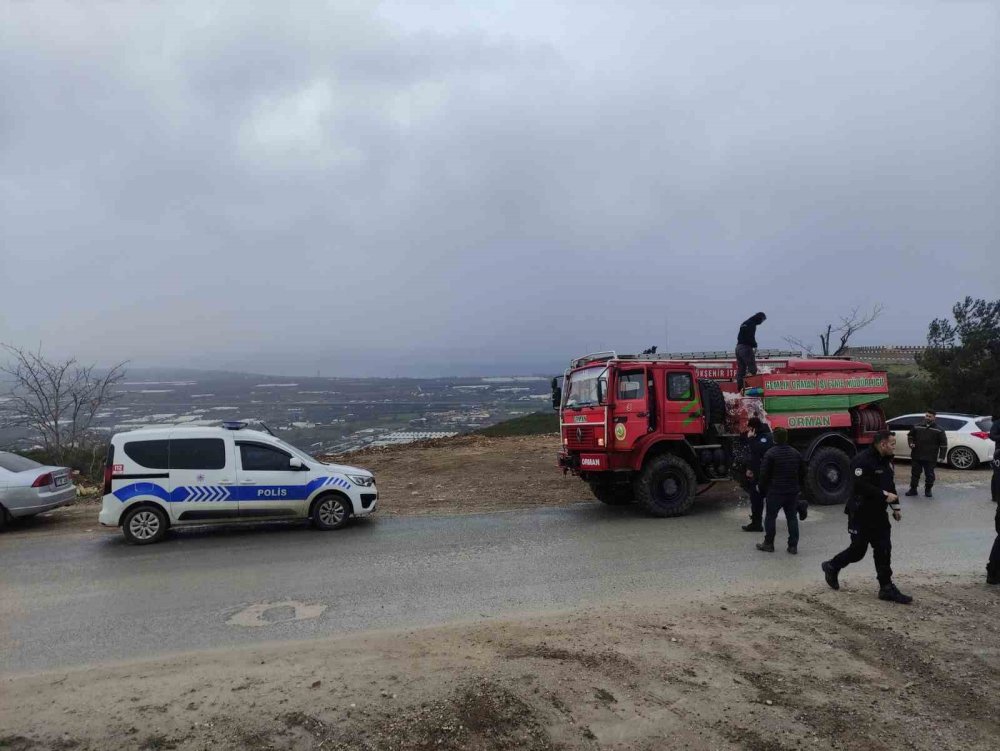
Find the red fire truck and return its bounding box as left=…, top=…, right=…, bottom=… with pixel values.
left=553, top=350, right=889, bottom=515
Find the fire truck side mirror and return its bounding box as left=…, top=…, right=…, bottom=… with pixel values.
left=597, top=377, right=608, bottom=405
left=551, top=377, right=562, bottom=411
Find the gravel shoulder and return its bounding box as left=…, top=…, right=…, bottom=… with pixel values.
left=3, top=435, right=989, bottom=539
left=3, top=577, right=998, bottom=751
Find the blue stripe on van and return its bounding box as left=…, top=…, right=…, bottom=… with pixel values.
left=113, top=476, right=352, bottom=503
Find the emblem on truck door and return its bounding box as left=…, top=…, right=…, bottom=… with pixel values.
left=615, top=424, right=627, bottom=441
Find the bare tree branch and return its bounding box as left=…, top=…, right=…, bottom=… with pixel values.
left=1, top=344, right=127, bottom=462
left=831, top=304, right=885, bottom=356
left=783, top=305, right=885, bottom=358
left=782, top=336, right=815, bottom=355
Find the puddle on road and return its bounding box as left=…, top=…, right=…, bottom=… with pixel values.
left=227, top=600, right=327, bottom=628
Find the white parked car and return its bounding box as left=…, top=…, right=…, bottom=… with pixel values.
left=886, top=413, right=995, bottom=470
left=99, top=422, right=377, bottom=544
left=0, top=451, right=77, bottom=530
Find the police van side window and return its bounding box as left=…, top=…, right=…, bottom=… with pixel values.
left=934, top=417, right=963, bottom=431
left=123, top=440, right=169, bottom=469
left=239, top=443, right=294, bottom=472
left=169, top=439, right=226, bottom=470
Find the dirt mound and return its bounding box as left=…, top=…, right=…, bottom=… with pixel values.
left=5, top=579, right=999, bottom=750
left=319, top=434, right=583, bottom=516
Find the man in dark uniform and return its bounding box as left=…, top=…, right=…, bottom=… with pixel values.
left=990, top=412, right=1000, bottom=505
left=755, top=427, right=807, bottom=554
left=821, top=430, right=913, bottom=603
left=735, top=312, right=766, bottom=390
left=987, top=413, right=999, bottom=585
left=741, top=417, right=772, bottom=532
left=906, top=410, right=947, bottom=498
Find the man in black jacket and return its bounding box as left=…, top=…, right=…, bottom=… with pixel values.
left=821, top=431, right=912, bottom=603
left=990, top=413, right=1000, bottom=505
left=741, top=417, right=772, bottom=532
left=906, top=410, right=947, bottom=497
left=755, top=428, right=806, bottom=554
left=735, top=312, right=766, bottom=390
left=987, top=413, right=999, bottom=584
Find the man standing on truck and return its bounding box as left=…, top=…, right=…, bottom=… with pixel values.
left=741, top=417, right=772, bottom=532
left=755, top=427, right=807, bottom=554
left=736, top=312, right=767, bottom=390
left=821, top=430, right=913, bottom=604
left=905, top=409, right=947, bottom=498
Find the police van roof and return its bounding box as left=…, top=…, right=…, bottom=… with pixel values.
left=113, top=426, right=275, bottom=441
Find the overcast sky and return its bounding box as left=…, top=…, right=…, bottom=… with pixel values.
left=2, top=1, right=997, bottom=377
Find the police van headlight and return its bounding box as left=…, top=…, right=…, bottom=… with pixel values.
left=348, top=474, right=375, bottom=487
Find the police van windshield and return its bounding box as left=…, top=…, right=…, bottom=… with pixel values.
left=565, top=366, right=607, bottom=408
left=281, top=441, right=317, bottom=464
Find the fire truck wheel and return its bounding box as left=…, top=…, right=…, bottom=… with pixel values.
left=634, top=454, right=697, bottom=517
left=588, top=481, right=633, bottom=505
left=806, top=446, right=852, bottom=506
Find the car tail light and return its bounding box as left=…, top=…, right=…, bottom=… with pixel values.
left=103, top=465, right=113, bottom=495
left=971, top=431, right=990, bottom=440
left=32, top=472, right=54, bottom=488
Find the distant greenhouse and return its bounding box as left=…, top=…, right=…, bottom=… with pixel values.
left=369, top=431, right=459, bottom=448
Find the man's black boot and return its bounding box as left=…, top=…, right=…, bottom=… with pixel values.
left=787, top=545, right=798, bottom=555
left=987, top=565, right=1000, bottom=586
left=924, top=488, right=933, bottom=498
left=822, top=561, right=840, bottom=590
left=878, top=583, right=913, bottom=604
left=756, top=541, right=775, bottom=552
left=905, top=488, right=918, bottom=497
left=797, top=502, right=808, bottom=521
left=742, top=520, right=763, bottom=532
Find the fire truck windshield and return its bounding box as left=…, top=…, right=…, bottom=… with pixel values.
left=564, top=366, right=607, bottom=407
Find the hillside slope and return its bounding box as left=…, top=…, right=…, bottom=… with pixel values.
left=320, top=433, right=583, bottom=515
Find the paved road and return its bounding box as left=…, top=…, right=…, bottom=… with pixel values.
left=2, top=482, right=995, bottom=674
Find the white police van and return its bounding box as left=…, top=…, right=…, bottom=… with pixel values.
left=99, top=422, right=377, bottom=544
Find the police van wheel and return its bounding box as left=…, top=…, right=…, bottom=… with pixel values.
left=122, top=505, right=168, bottom=545
left=0, top=504, right=8, bottom=532
left=312, top=494, right=351, bottom=530
left=634, top=454, right=697, bottom=517
left=806, top=447, right=852, bottom=506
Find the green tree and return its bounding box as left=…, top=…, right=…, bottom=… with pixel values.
left=917, top=297, right=1000, bottom=415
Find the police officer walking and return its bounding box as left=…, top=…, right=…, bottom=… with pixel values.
left=736, top=312, right=766, bottom=390
left=821, top=430, right=913, bottom=604
left=906, top=409, right=947, bottom=498
left=741, top=417, right=772, bottom=532
left=755, top=427, right=807, bottom=554
left=987, top=412, right=999, bottom=585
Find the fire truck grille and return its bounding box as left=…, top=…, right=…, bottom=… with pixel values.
left=566, top=425, right=599, bottom=449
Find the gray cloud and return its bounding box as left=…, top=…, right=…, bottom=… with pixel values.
left=2, top=1, right=997, bottom=377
